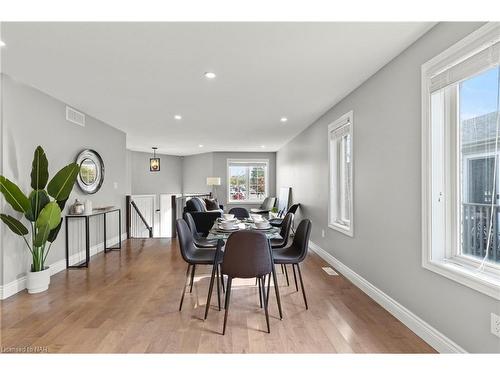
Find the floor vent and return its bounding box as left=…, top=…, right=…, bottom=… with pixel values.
left=66, top=106, right=85, bottom=127
left=322, top=267, right=339, bottom=276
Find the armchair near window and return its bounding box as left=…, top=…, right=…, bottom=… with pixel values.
left=250, top=197, right=276, bottom=214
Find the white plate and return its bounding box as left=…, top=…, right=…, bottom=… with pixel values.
left=218, top=224, right=239, bottom=231
left=252, top=224, right=272, bottom=230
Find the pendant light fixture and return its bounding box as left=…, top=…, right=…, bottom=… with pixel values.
left=150, top=147, right=160, bottom=172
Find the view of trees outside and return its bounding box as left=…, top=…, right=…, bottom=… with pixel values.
left=229, top=164, right=266, bottom=201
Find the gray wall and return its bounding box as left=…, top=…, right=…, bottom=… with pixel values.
left=276, top=22, right=500, bottom=353
left=129, top=150, right=182, bottom=195
left=1, top=74, right=130, bottom=285
left=182, top=152, right=214, bottom=194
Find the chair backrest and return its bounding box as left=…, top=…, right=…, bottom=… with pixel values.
left=287, top=203, right=300, bottom=215
left=291, top=219, right=312, bottom=262
left=260, top=197, right=276, bottom=210
left=221, top=230, right=272, bottom=278
left=185, top=197, right=206, bottom=213
left=228, top=207, right=250, bottom=219
left=279, top=212, right=294, bottom=241
left=176, top=218, right=198, bottom=262
left=183, top=212, right=200, bottom=240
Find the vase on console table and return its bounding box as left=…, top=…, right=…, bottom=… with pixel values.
left=84, top=199, right=93, bottom=215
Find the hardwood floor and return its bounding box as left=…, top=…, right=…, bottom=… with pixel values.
left=0, top=238, right=435, bottom=353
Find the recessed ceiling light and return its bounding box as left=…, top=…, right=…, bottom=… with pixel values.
left=260, top=145, right=266, bottom=148
left=174, top=115, right=182, bottom=120
left=204, top=72, right=216, bottom=79
left=280, top=117, right=288, bottom=123
left=0, top=40, right=5, bottom=47
left=198, top=144, right=204, bottom=148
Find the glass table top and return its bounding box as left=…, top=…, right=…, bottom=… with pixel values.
left=207, top=219, right=282, bottom=240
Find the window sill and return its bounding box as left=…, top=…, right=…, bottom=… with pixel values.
left=423, top=258, right=500, bottom=300
left=227, top=201, right=264, bottom=205
left=328, top=222, right=353, bottom=237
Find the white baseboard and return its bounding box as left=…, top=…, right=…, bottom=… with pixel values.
left=0, top=233, right=127, bottom=300
left=308, top=241, right=467, bottom=353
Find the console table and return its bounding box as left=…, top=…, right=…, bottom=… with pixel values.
left=65, top=208, right=122, bottom=268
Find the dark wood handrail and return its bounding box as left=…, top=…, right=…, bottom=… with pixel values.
left=128, top=198, right=153, bottom=238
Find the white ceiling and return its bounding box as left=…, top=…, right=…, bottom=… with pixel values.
left=2, top=22, right=434, bottom=155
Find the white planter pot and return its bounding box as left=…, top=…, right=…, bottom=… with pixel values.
left=26, top=267, right=51, bottom=294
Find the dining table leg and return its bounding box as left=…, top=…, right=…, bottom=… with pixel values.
left=204, top=239, right=223, bottom=320
left=267, top=239, right=283, bottom=320
left=204, top=262, right=218, bottom=320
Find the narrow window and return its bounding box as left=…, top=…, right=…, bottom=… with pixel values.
left=328, top=111, right=354, bottom=236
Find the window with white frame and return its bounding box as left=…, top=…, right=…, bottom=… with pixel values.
left=227, top=159, right=268, bottom=203
left=422, top=23, right=500, bottom=299
left=328, top=111, right=354, bottom=236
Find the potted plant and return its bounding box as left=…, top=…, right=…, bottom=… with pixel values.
left=0, top=146, right=79, bottom=293
left=269, top=207, right=279, bottom=219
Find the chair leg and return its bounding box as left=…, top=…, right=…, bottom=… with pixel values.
left=271, top=263, right=283, bottom=320
left=284, top=264, right=290, bottom=286
left=261, top=275, right=270, bottom=333
left=179, top=264, right=191, bottom=311
left=258, top=277, right=263, bottom=308
left=219, top=264, right=225, bottom=293
left=266, top=273, right=270, bottom=306
left=204, top=262, right=218, bottom=320
left=189, top=264, right=196, bottom=293
left=216, top=263, right=221, bottom=311
left=292, top=263, right=299, bottom=291
left=222, top=277, right=233, bottom=335
left=296, top=263, right=308, bottom=310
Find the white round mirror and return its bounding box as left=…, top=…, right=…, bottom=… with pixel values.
left=76, top=150, right=104, bottom=194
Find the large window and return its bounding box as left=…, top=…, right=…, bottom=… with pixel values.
left=328, top=111, right=354, bottom=236
left=422, top=23, right=500, bottom=299
left=227, top=159, right=268, bottom=203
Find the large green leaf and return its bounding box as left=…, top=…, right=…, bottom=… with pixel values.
left=57, top=198, right=69, bottom=211
left=25, top=190, right=50, bottom=222
left=0, top=214, right=29, bottom=236
left=36, top=202, right=61, bottom=230
left=30, top=146, right=49, bottom=190
left=34, top=223, right=50, bottom=247
left=0, top=176, right=30, bottom=213
left=47, top=163, right=80, bottom=201
left=48, top=218, right=63, bottom=243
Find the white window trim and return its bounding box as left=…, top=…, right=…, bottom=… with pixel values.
left=328, top=110, right=354, bottom=237
left=421, top=22, right=500, bottom=300
left=227, top=159, right=269, bottom=204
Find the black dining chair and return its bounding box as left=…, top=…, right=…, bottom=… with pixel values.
left=219, top=230, right=273, bottom=334
left=228, top=207, right=250, bottom=219
left=270, top=203, right=300, bottom=228
left=270, top=213, right=294, bottom=286
left=184, top=212, right=219, bottom=248
left=272, top=219, right=312, bottom=309
left=176, top=219, right=222, bottom=312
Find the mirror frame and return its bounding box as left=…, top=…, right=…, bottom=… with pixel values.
left=75, top=149, right=105, bottom=194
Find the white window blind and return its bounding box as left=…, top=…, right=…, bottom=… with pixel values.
left=430, top=40, right=500, bottom=93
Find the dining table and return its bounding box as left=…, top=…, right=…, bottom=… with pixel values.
left=206, top=218, right=282, bottom=240
left=203, top=218, right=284, bottom=320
